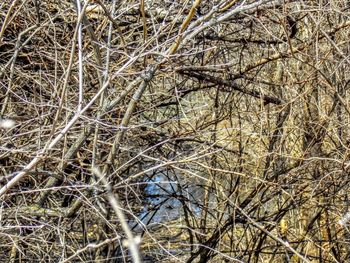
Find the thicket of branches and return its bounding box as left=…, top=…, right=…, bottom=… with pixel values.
left=1, top=0, right=350, bottom=262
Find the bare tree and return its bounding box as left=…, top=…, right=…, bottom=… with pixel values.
left=1, top=0, right=350, bottom=262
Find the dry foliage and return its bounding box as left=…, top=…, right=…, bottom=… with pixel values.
left=1, top=0, right=350, bottom=262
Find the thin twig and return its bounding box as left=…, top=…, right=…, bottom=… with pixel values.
left=92, top=168, right=141, bottom=263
